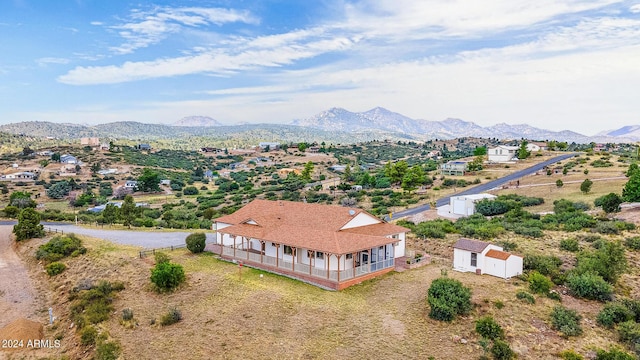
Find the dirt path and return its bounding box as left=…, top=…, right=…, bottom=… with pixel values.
left=0, top=226, right=38, bottom=328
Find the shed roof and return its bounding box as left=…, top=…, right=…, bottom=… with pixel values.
left=485, top=249, right=511, bottom=260
left=453, top=238, right=491, bottom=253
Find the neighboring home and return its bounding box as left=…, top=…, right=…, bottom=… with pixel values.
left=329, top=165, right=347, bottom=173
left=487, top=145, right=519, bottom=163
left=201, top=147, right=218, bottom=152
left=2, top=171, right=36, bottom=181
left=526, top=142, right=547, bottom=152
left=229, top=162, right=247, bottom=170
left=160, top=179, right=171, bottom=186
left=593, top=143, right=606, bottom=152
left=136, top=144, right=151, bottom=151
left=278, top=168, right=302, bottom=177
left=426, top=150, right=441, bottom=159
left=259, top=142, right=280, bottom=151
left=59, top=164, right=77, bottom=176
left=449, top=193, right=496, bottom=217
left=453, top=238, right=523, bottom=279
left=124, top=180, right=138, bottom=189
left=60, top=154, right=78, bottom=164
left=97, top=169, right=118, bottom=176
left=307, top=146, right=321, bottom=153
left=305, top=178, right=341, bottom=191
left=440, top=160, right=468, bottom=176
left=37, top=150, right=54, bottom=157
left=204, top=170, right=215, bottom=179
left=80, top=137, right=100, bottom=147
left=214, top=199, right=409, bottom=290
left=99, top=143, right=110, bottom=151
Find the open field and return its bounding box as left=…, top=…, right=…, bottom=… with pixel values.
left=5, top=229, right=638, bottom=360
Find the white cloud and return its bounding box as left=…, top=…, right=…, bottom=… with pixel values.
left=631, top=4, right=640, bottom=13
left=36, top=57, right=70, bottom=66
left=108, top=6, right=258, bottom=54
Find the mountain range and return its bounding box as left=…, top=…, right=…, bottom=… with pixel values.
left=0, top=107, right=636, bottom=145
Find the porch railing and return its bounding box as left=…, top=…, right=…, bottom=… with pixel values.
left=219, top=245, right=394, bottom=283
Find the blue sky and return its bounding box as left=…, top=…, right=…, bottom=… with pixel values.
left=1, top=0, right=639, bottom=135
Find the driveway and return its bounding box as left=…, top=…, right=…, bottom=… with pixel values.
left=388, top=153, right=578, bottom=220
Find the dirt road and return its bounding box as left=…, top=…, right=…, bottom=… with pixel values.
left=0, top=226, right=38, bottom=328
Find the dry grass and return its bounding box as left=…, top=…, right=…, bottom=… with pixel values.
left=14, top=232, right=635, bottom=360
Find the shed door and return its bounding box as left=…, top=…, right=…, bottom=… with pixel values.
left=453, top=200, right=466, bottom=215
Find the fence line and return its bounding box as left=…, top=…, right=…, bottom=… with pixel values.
left=44, top=227, right=64, bottom=235
left=138, top=241, right=216, bottom=258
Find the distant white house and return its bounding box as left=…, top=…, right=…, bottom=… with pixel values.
left=453, top=238, right=523, bottom=279
left=60, top=154, right=78, bottom=164
left=37, top=150, right=54, bottom=157
left=258, top=142, right=280, bottom=151
left=440, top=160, right=468, bottom=176
left=160, top=179, right=171, bottom=186
left=124, top=180, right=138, bottom=189
left=449, top=193, right=496, bottom=216
left=2, top=171, right=36, bottom=181
left=526, top=142, right=547, bottom=152
left=487, top=145, right=518, bottom=163
left=97, top=169, right=118, bottom=175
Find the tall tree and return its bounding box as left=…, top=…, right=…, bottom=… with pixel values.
left=517, top=141, right=531, bottom=159
left=119, top=195, right=138, bottom=228
left=137, top=168, right=161, bottom=193
left=9, top=191, right=36, bottom=208
left=103, top=203, right=118, bottom=225
left=580, top=178, right=593, bottom=194
left=623, top=170, right=640, bottom=202
left=301, top=161, right=314, bottom=181
left=13, top=208, right=44, bottom=241
left=401, top=165, right=426, bottom=193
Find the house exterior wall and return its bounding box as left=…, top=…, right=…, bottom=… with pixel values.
left=506, top=255, right=523, bottom=278
left=484, top=256, right=507, bottom=278
left=340, top=213, right=380, bottom=229
left=453, top=245, right=502, bottom=274
left=487, top=146, right=517, bottom=163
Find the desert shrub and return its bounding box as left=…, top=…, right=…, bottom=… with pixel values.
left=566, top=272, right=612, bottom=302
left=594, top=347, right=635, bottom=360
left=529, top=271, right=553, bottom=294
left=36, top=234, right=86, bottom=262
left=625, top=236, right=640, bottom=250
left=490, top=339, right=515, bottom=360
left=496, top=240, right=517, bottom=252
left=595, top=221, right=621, bottom=235
left=559, top=349, right=584, bottom=360
left=95, top=340, right=121, bottom=360
left=524, top=254, right=562, bottom=276
left=617, top=321, right=640, bottom=356
left=575, top=240, right=627, bottom=284
left=475, top=316, right=504, bottom=340
left=427, top=277, right=472, bottom=322
left=70, top=280, right=124, bottom=329
left=183, top=186, right=199, bottom=195
left=80, top=326, right=97, bottom=345
left=597, top=303, right=634, bottom=328
left=620, top=299, right=640, bottom=322
left=154, top=252, right=170, bottom=264
left=547, top=291, right=563, bottom=302
left=516, top=291, right=535, bottom=304
left=150, top=262, right=186, bottom=291
left=560, top=238, right=580, bottom=252
left=160, top=307, right=182, bottom=326
left=185, top=232, right=206, bottom=253
left=551, top=306, right=582, bottom=337
left=122, top=308, right=134, bottom=321
left=46, top=262, right=66, bottom=276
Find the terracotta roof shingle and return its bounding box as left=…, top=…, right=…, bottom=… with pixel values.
left=485, top=249, right=511, bottom=260
left=453, top=238, right=490, bottom=253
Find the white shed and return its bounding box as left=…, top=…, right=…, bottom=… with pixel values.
left=453, top=238, right=522, bottom=279
left=449, top=193, right=496, bottom=216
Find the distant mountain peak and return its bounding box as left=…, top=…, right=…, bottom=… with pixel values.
left=173, top=116, right=223, bottom=127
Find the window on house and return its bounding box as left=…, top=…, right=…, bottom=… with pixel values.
left=284, top=245, right=293, bottom=255
left=346, top=253, right=353, bottom=260
left=391, top=234, right=398, bottom=239
left=316, top=252, right=324, bottom=259
left=471, top=253, right=477, bottom=267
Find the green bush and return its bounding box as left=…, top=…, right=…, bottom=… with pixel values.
left=427, top=277, right=472, bottom=322
left=36, top=234, right=86, bottom=262
left=69, top=280, right=125, bottom=329
left=523, top=254, right=563, bottom=276
left=625, top=236, right=640, bottom=250
left=490, top=339, right=515, bottom=360
left=122, top=308, right=134, bottom=321
left=154, top=251, right=170, bottom=264
left=45, top=262, right=66, bottom=276
left=150, top=262, right=186, bottom=291
left=597, top=303, right=634, bottom=328
left=617, top=320, right=640, bottom=356
left=183, top=186, right=199, bottom=195
left=560, top=239, right=580, bottom=252
left=528, top=271, right=553, bottom=294
left=575, top=240, right=627, bottom=284
left=566, top=272, right=613, bottom=301
left=95, top=340, right=121, bottom=360
left=594, top=347, right=635, bottom=360
left=185, top=232, right=206, bottom=254
left=475, top=316, right=504, bottom=340
left=559, top=349, right=584, bottom=360
left=551, top=306, right=582, bottom=337
left=516, top=291, right=535, bottom=304
left=160, top=307, right=182, bottom=326
left=80, top=326, right=97, bottom=346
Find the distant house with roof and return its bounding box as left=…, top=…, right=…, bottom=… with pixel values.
left=80, top=137, right=100, bottom=147
left=60, top=154, right=78, bottom=164
left=258, top=142, right=280, bottom=151
left=2, top=171, right=36, bottom=181
left=526, top=142, right=547, bottom=152
left=214, top=199, right=409, bottom=290
left=449, top=193, right=496, bottom=217
left=453, top=238, right=523, bottom=279
left=124, top=180, right=138, bottom=189
left=440, top=160, right=468, bottom=176
left=487, top=145, right=518, bottom=163
left=136, top=144, right=151, bottom=151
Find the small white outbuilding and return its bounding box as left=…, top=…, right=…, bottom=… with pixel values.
left=453, top=238, right=523, bottom=279
left=449, top=193, right=496, bottom=216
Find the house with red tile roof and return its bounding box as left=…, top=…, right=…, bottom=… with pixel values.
left=213, top=199, right=409, bottom=290
left=452, top=238, right=523, bottom=279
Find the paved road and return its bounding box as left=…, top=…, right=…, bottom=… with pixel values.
left=387, top=153, right=578, bottom=220
left=0, top=221, right=215, bottom=249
